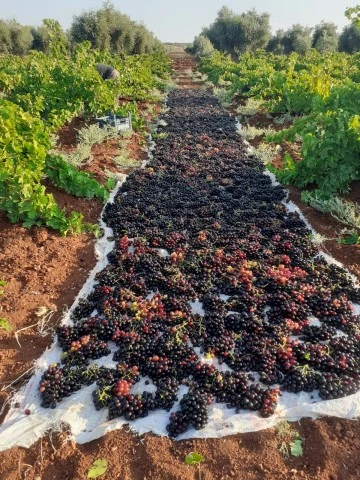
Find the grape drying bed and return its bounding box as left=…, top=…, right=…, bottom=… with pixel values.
left=1, top=89, right=359, bottom=449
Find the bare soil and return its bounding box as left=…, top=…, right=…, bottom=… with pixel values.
left=1, top=416, right=359, bottom=480
left=0, top=202, right=102, bottom=423
left=0, top=48, right=359, bottom=480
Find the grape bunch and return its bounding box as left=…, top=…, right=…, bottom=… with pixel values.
left=37, top=87, right=360, bottom=439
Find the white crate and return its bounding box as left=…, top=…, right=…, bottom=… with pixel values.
left=94, top=112, right=132, bottom=132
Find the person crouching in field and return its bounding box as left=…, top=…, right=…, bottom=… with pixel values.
left=96, top=63, right=120, bottom=80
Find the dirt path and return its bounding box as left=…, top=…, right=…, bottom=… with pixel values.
left=0, top=48, right=359, bottom=480
left=170, top=48, right=199, bottom=89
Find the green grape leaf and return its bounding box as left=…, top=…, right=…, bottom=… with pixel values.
left=87, top=459, right=108, bottom=479
left=184, top=452, right=205, bottom=465
left=290, top=439, right=303, bottom=457
left=337, top=233, right=360, bottom=245
left=0, top=318, right=12, bottom=332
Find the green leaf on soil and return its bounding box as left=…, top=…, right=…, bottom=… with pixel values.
left=0, top=318, right=12, bottom=332
left=337, top=232, right=360, bottom=245
left=0, top=280, right=6, bottom=296
left=87, top=459, right=108, bottom=478
left=184, top=452, right=205, bottom=465
left=290, top=439, right=303, bottom=457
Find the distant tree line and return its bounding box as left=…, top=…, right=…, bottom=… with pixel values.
left=187, top=6, right=360, bottom=57
left=0, top=2, right=163, bottom=56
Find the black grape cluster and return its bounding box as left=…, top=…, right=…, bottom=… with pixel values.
left=38, top=88, right=360, bottom=438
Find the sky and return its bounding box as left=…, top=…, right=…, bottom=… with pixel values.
left=0, top=0, right=358, bottom=42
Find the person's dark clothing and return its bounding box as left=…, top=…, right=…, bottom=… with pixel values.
left=96, top=63, right=120, bottom=80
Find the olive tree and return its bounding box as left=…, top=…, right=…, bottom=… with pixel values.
left=312, top=22, right=338, bottom=53
left=339, top=24, right=360, bottom=53
left=266, top=30, right=286, bottom=54
left=188, top=35, right=215, bottom=58
left=8, top=22, right=33, bottom=55
left=282, top=24, right=313, bottom=54
left=70, top=2, right=162, bottom=54
left=0, top=20, right=12, bottom=54
left=202, top=6, right=271, bottom=55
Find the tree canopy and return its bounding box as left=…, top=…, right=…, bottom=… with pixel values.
left=312, top=22, right=338, bottom=53
left=192, top=4, right=360, bottom=57
left=187, top=35, right=215, bottom=58
left=0, top=20, right=33, bottom=55
left=266, top=30, right=286, bottom=55
left=70, top=2, right=163, bottom=55
left=267, top=25, right=313, bottom=55
left=0, top=2, right=163, bottom=56
left=202, top=7, right=271, bottom=55
left=339, top=24, right=360, bottom=53
left=282, top=24, right=313, bottom=55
